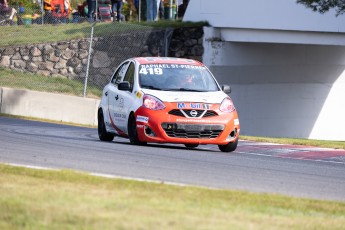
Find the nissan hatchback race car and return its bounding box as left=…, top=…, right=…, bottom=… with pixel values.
left=98, top=57, right=240, bottom=152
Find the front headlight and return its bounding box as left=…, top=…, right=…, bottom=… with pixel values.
left=219, top=97, right=235, bottom=113
left=143, top=95, right=166, bottom=110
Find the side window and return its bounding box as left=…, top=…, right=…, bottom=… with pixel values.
left=123, top=62, right=135, bottom=91
left=111, top=62, right=129, bottom=85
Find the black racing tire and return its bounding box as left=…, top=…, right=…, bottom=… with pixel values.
left=98, top=110, right=115, bottom=142
left=184, top=144, right=199, bottom=149
left=218, top=138, right=238, bottom=152
left=128, top=113, right=147, bottom=146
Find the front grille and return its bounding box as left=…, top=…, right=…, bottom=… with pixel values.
left=168, top=109, right=218, bottom=118
left=203, top=110, right=218, bottom=117
left=161, top=123, right=224, bottom=139
left=168, top=109, right=184, bottom=116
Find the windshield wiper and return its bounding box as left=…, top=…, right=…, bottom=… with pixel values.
left=141, top=85, right=162, bottom=90
left=161, top=88, right=206, bottom=92
left=178, top=88, right=205, bottom=92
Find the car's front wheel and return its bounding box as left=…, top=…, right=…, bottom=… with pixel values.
left=218, top=138, right=238, bottom=152
left=128, top=113, right=147, bottom=146
left=98, top=110, right=115, bottom=142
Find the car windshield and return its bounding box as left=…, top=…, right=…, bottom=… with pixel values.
left=139, top=64, right=220, bottom=92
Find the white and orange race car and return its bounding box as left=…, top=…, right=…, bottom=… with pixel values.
left=98, top=57, right=240, bottom=152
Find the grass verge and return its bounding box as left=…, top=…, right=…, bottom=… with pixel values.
left=0, top=21, right=208, bottom=47
left=0, top=67, right=102, bottom=98
left=0, top=23, right=150, bottom=47
left=1, top=164, right=344, bottom=230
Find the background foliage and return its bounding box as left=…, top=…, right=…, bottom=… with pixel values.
left=297, top=0, right=345, bottom=16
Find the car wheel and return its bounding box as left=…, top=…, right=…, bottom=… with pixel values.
left=185, top=144, right=199, bottom=149
left=128, top=113, right=147, bottom=145
left=98, top=110, right=115, bottom=142
left=218, top=138, right=238, bottom=152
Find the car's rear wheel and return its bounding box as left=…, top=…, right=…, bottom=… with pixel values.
left=98, top=110, right=115, bottom=142
left=128, top=113, right=147, bottom=145
left=185, top=144, right=199, bottom=149
left=218, top=138, right=238, bottom=152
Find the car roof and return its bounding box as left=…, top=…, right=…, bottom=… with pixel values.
left=133, top=57, right=204, bottom=66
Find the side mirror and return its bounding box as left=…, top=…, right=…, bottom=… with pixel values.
left=221, top=85, right=231, bottom=94
left=118, top=81, right=131, bottom=91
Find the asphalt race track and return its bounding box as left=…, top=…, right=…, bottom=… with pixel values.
left=1, top=116, right=345, bottom=201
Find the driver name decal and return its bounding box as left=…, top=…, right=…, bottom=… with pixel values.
left=139, top=64, right=206, bottom=75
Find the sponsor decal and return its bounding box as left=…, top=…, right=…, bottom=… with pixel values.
left=136, top=91, right=143, bottom=98
left=176, top=118, right=224, bottom=123
left=136, top=115, right=149, bottom=123
left=137, top=124, right=145, bottom=129
left=190, top=103, right=201, bottom=109
left=178, top=102, right=185, bottom=109
left=176, top=103, right=211, bottom=110
left=142, top=57, right=195, bottom=63
left=117, top=97, right=124, bottom=112
left=119, top=98, right=124, bottom=107
left=234, top=119, right=240, bottom=126
left=107, top=108, right=127, bottom=137
left=202, top=104, right=211, bottom=109
left=114, top=113, right=126, bottom=119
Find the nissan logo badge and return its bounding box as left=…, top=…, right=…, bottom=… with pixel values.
left=190, top=110, right=198, bottom=117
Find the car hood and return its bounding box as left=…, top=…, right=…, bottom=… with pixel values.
left=141, top=89, right=228, bottom=104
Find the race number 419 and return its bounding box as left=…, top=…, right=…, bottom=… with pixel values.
left=139, top=67, right=163, bottom=75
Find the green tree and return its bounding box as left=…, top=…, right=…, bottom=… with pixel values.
left=297, top=0, right=345, bottom=16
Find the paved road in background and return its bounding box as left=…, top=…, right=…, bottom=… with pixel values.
left=1, top=116, right=344, bottom=201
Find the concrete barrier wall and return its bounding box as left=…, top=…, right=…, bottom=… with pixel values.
left=0, top=88, right=3, bottom=113
left=0, top=87, right=100, bottom=126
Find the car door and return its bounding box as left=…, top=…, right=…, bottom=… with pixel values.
left=107, top=61, right=129, bottom=135
left=114, top=61, right=137, bottom=132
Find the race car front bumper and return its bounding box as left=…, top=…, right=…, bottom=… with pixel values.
left=134, top=104, right=240, bottom=145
